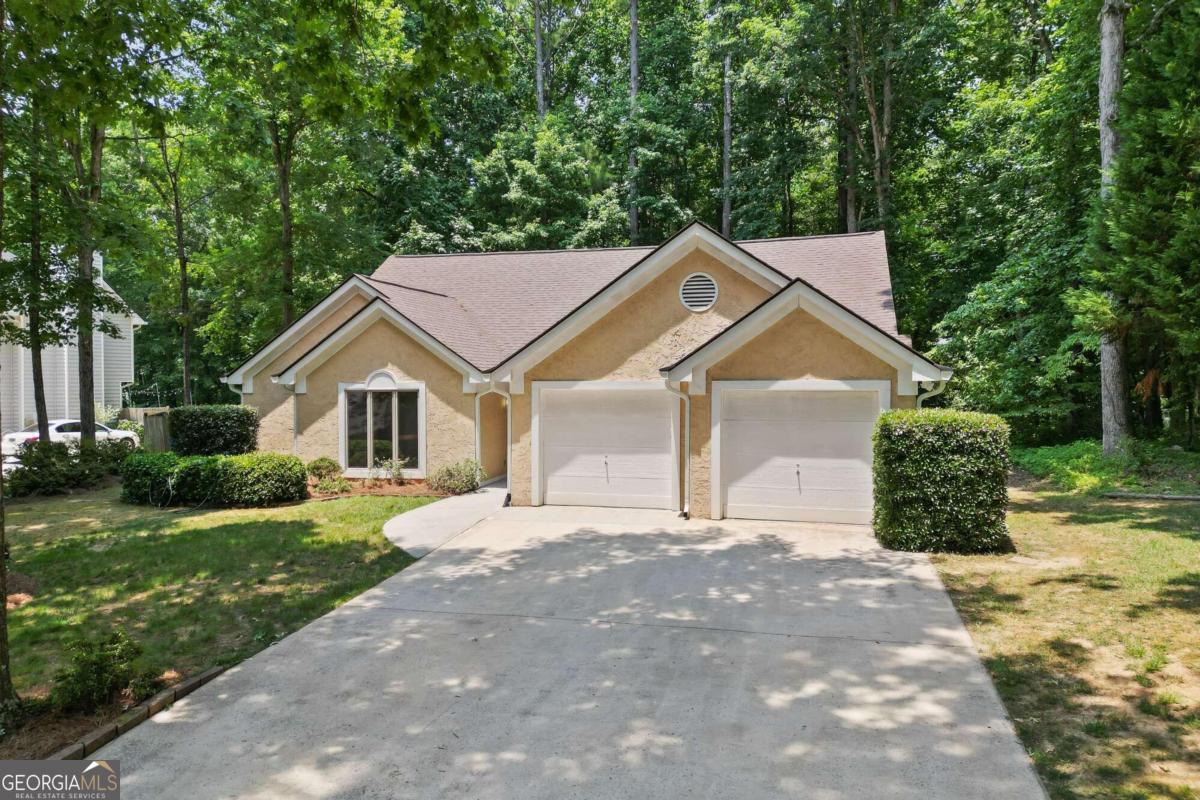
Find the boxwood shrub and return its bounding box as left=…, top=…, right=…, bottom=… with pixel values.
left=873, top=409, right=1012, bottom=553
left=169, top=405, right=260, bottom=456
left=121, top=451, right=307, bottom=507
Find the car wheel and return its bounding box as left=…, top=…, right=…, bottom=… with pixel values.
left=122, top=438, right=137, bottom=450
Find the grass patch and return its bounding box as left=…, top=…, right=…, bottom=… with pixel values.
left=1012, top=439, right=1200, bottom=495
left=1, top=486, right=435, bottom=752
left=934, top=485, right=1200, bottom=799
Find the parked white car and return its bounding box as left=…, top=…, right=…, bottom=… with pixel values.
left=1, top=419, right=140, bottom=456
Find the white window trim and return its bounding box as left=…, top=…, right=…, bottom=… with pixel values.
left=709, top=379, right=890, bottom=520
left=530, top=380, right=681, bottom=509
left=338, top=372, right=427, bottom=479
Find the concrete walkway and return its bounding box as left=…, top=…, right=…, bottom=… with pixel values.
left=383, top=482, right=507, bottom=557
left=102, top=507, right=1044, bottom=799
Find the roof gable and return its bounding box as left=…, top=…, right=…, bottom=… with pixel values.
left=662, top=279, right=951, bottom=395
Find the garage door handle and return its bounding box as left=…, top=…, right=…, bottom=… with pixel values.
left=604, top=455, right=609, bottom=483
left=796, top=464, right=802, bottom=494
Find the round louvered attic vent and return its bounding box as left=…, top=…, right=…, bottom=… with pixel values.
left=679, top=272, right=718, bottom=312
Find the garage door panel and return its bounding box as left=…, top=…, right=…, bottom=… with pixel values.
left=723, top=390, right=877, bottom=421
left=543, top=448, right=675, bottom=480
left=720, top=388, right=880, bottom=524
left=539, top=387, right=677, bottom=510
left=723, top=420, right=873, bottom=459
left=542, top=415, right=673, bottom=448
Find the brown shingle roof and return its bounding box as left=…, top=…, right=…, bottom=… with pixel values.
left=367, top=230, right=902, bottom=371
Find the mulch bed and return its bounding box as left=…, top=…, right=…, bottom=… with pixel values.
left=309, top=478, right=446, bottom=500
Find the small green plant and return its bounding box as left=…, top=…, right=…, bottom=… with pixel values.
left=315, top=476, right=352, bottom=494
left=306, top=456, right=342, bottom=481
left=51, top=629, right=147, bottom=714
left=426, top=459, right=483, bottom=495
left=370, top=456, right=410, bottom=485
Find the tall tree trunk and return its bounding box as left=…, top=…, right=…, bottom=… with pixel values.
left=69, top=121, right=106, bottom=447
left=721, top=53, right=732, bottom=237
left=782, top=169, right=794, bottom=236
left=28, top=106, right=50, bottom=442
left=1099, top=0, right=1131, bottom=454
left=627, top=0, right=639, bottom=244
left=840, top=9, right=860, bottom=234
left=0, top=0, right=19, bottom=709
left=159, top=138, right=193, bottom=405
left=534, top=0, right=547, bottom=119
left=268, top=119, right=297, bottom=327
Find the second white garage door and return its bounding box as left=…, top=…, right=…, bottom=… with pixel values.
left=537, top=387, right=678, bottom=510
left=717, top=388, right=881, bottom=524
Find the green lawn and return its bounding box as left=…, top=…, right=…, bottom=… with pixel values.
left=935, top=483, right=1200, bottom=799
left=4, top=487, right=435, bottom=696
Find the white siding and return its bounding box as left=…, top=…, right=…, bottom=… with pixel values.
left=0, top=343, right=19, bottom=434
left=102, top=312, right=135, bottom=408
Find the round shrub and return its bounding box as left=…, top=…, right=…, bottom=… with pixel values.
left=306, top=456, right=342, bottom=481
left=169, top=405, right=260, bottom=456
left=426, top=459, right=483, bottom=495
left=873, top=409, right=1012, bottom=554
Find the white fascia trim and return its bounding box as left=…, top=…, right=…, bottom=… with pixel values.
left=663, top=282, right=946, bottom=395
left=494, top=224, right=788, bottom=393
left=530, top=379, right=680, bottom=508
left=338, top=377, right=427, bottom=478
left=274, top=300, right=484, bottom=394
left=223, top=276, right=381, bottom=393
left=709, top=379, right=890, bottom=520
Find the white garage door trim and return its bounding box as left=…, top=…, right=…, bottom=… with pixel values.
left=532, top=380, right=680, bottom=509
left=710, top=379, right=890, bottom=521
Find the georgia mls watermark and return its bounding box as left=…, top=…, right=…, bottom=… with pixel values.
left=0, top=760, right=119, bottom=800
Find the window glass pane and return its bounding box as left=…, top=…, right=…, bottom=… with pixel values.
left=58, top=422, right=81, bottom=433
left=372, top=392, right=393, bottom=464
left=346, top=391, right=369, bottom=468
left=396, top=391, right=419, bottom=467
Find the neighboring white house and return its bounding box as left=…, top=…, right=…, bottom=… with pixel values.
left=0, top=260, right=145, bottom=434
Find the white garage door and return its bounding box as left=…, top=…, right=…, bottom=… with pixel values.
left=719, top=389, right=879, bottom=524
left=538, top=388, right=678, bottom=509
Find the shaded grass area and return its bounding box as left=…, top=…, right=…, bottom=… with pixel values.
left=1013, top=439, right=1200, bottom=495
left=934, top=485, right=1200, bottom=799
left=4, top=487, right=433, bottom=698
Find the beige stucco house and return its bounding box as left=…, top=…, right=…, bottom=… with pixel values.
left=222, top=222, right=951, bottom=523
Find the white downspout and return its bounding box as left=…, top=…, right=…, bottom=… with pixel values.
left=916, top=380, right=948, bottom=408
left=666, top=380, right=690, bottom=518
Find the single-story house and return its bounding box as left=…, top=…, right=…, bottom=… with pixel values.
left=222, top=222, right=951, bottom=523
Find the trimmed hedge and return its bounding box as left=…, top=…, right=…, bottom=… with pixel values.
left=427, top=459, right=483, bottom=495
left=169, top=405, right=259, bottom=456
left=121, top=451, right=307, bottom=507
left=873, top=409, right=1012, bottom=553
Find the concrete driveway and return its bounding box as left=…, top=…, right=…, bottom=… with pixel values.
left=102, top=506, right=1044, bottom=799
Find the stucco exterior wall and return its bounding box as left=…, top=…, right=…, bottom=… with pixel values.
left=478, top=392, right=508, bottom=481
left=508, top=250, right=772, bottom=506
left=688, top=306, right=908, bottom=518
left=244, top=293, right=371, bottom=454
left=294, top=318, right=476, bottom=471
